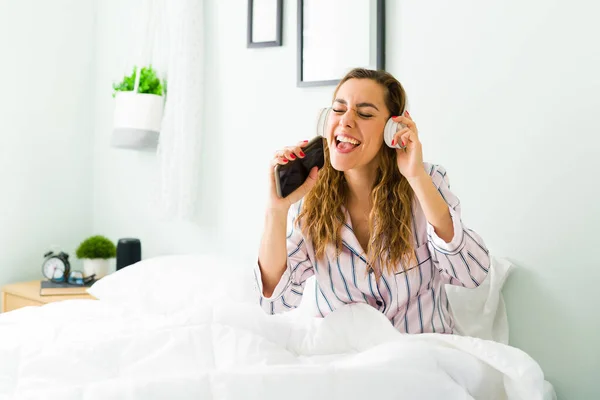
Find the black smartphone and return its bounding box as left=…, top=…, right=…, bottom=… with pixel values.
left=274, top=136, right=325, bottom=198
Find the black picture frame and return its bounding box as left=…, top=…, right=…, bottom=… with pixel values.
left=297, top=0, right=385, bottom=87
left=247, top=0, right=283, bottom=48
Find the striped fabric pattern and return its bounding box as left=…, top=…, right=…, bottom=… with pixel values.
left=254, top=163, right=490, bottom=334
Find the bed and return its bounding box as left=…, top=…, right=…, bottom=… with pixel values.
left=0, top=254, right=556, bottom=400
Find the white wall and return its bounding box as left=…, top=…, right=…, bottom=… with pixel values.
left=91, top=0, right=599, bottom=398
left=386, top=1, right=599, bottom=398
left=0, top=1, right=96, bottom=286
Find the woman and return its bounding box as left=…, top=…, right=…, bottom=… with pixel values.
left=254, top=68, right=490, bottom=334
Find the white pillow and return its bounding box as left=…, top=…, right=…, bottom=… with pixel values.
left=88, top=253, right=256, bottom=315
left=445, top=256, right=513, bottom=344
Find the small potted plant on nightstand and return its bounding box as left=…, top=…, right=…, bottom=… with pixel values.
left=76, top=235, right=117, bottom=279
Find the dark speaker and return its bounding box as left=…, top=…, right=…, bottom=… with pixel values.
left=116, top=238, right=141, bottom=271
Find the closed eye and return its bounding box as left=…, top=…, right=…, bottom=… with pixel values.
left=333, top=109, right=372, bottom=118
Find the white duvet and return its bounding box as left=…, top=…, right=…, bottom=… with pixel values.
left=0, top=297, right=552, bottom=400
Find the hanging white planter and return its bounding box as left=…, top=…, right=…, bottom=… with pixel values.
left=111, top=90, right=164, bottom=150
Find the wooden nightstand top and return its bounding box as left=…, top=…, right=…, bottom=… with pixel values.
left=2, top=280, right=95, bottom=307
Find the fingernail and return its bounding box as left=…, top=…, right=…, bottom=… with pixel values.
left=402, top=141, right=405, bottom=146
left=391, top=116, right=398, bottom=119
left=303, top=140, right=309, bottom=142
left=283, top=159, right=288, bottom=163
left=299, top=151, right=305, bottom=157
left=405, top=111, right=410, bottom=116
left=391, top=139, right=396, bottom=146
left=290, top=154, right=296, bottom=159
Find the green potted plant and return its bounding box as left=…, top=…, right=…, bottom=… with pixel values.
left=76, top=235, right=117, bottom=279
left=111, top=65, right=167, bottom=150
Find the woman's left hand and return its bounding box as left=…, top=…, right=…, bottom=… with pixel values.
left=392, top=111, right=426, bottom=179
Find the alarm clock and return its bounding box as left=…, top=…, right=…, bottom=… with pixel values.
left=42, top=251, right=71, bottom=283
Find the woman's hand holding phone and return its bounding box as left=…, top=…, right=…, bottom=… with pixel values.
left=268, top=140, right=319, bottom=212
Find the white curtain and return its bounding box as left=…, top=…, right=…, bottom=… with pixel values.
left=156, top=0, right=204, bottom=221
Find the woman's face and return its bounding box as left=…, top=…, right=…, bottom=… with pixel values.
left=327, top=78, right=389, bottom=172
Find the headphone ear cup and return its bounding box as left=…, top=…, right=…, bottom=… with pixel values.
left=384, top=118, right=399, bottom=148
left=316, top=107, right=332, bottom=137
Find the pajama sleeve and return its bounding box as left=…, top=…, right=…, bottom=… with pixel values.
left=254, top=200, right=315, bottom=314
left=425, top=164, right=491, bottom=288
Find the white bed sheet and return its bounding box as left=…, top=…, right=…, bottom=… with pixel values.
left=0, top=298, right=555, bottom=400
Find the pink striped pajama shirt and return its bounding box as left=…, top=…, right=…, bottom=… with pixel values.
left=254, top=163, right=491, bottom=334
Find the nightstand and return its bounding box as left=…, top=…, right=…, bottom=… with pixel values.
left=1, top=280, right=96, bottom=313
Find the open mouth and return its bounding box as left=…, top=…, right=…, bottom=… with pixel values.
left=335, top=134, right=361, bottom=152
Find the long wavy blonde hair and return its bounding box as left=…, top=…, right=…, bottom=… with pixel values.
left=297, top=68, right=415, bottom=277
